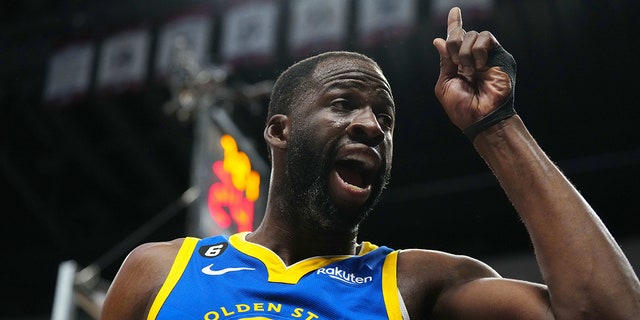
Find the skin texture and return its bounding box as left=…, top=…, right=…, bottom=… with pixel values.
left=100, top=7, right=640, bottom=320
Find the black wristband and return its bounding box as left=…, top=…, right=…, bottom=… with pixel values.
left=462, top=103, right=516, bottom=140
left=463, top=44, right=517, bottom=141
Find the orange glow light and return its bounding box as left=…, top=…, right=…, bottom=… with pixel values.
left=207, top=134, right=261, bottom=232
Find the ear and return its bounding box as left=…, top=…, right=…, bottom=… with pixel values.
left=264, top=114, right=290, bottom=151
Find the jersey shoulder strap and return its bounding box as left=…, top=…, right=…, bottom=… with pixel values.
left=147, top=236, right=201, bottom=320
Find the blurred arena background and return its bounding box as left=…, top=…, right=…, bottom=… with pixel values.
left=1, top=0, right=639, bottom=318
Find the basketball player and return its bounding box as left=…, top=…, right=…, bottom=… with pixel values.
left=100, top=7, right=640, bottom=319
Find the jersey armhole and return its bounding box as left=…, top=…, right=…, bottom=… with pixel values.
left=382, top=250, right=409, bottom=319
left=146, top=237, right=200, bottom=320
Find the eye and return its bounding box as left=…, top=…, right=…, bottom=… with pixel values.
left=331, top=99, right=353, bottom=111
left=377, top=113, right=394, bottom=129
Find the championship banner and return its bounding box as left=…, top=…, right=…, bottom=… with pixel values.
left=431, top=0, right=494, bottom=26
left=96, top=27, right=151, bottom=93
left=288, top=0, right=349, bottom=58
left=155, top=7, right=213, bottom=79
left=43, top=41, right=95, bottom=107
left=356, top=0, right=417, bottom=48
left=220, top=0, right=279, bottom=67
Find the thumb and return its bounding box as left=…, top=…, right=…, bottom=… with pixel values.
left=433, top=38, right=457, bottom=81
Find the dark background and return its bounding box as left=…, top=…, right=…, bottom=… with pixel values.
left=2, top=0, right=640, bottom=318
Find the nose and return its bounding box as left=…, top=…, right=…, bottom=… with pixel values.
left=347, top=107, right=385, bottom=146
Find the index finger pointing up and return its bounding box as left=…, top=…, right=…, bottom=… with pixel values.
left=447, top=7, right=464, bottom=40
left=446, top=7, right=465, bottom=65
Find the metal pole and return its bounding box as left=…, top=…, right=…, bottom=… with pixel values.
left=51, top=260, right=77, bottom=320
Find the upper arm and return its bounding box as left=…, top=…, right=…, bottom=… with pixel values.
left=434, top=277, right=553, bottom=320
left=99, top=239, right=184, bottom=320
left=397, top=249, right=553, bottom=320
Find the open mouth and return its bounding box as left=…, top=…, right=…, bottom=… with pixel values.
left=328, top=145, right=382, bottom=208
left=333, top=158, right=376, bottom=190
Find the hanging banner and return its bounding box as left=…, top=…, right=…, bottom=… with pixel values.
left=357, top=0, right=417, bottom=48
left=96, top=27, right=151, bottom=93
left=288, top=0, right=349, bottom=58
left=155, top=7, right=213, bottom=80
left=431, top=0, right=494, bottom=26
left=220, top=0, right=279, bottom=67
left=43, top=41, right=95, bottom=107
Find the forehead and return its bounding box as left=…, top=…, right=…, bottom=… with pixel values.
left=312, top=57, right=393, bottom=94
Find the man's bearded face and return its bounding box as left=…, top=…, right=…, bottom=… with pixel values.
left=282, top=124, right=391, bottom=233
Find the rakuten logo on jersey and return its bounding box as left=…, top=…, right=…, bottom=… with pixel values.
left=316, top=267, right=373, bottom=285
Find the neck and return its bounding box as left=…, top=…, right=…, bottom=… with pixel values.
left=247, top=205, right=360, bottom=265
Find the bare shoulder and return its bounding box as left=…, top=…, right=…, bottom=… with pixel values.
left=396, top=249, right=551, bottom=319
left=396, top=249, right=500, bottom=313
left=100, top=238, right=187, bottom=320
left=397, top=248, right=500, bottom=281
left=125, top=238, right=186, bottom=273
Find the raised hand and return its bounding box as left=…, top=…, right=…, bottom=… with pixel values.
left=433, top=7, right=516, bottom=139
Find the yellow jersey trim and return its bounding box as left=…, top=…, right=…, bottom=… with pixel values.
left=382, top=250, right=402, bottom=319
left=230, top=232, right=379, bottom=284
left=147, top=237, right=199, bottom=320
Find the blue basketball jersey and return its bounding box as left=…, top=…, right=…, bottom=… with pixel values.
left=148, top=232, right=405, bottom=319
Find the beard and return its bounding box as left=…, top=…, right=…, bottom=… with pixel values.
left=282, top=128, right=391, bottom=234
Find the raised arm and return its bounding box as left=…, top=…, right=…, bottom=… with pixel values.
left=431, top=7, right=640, bottom=319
